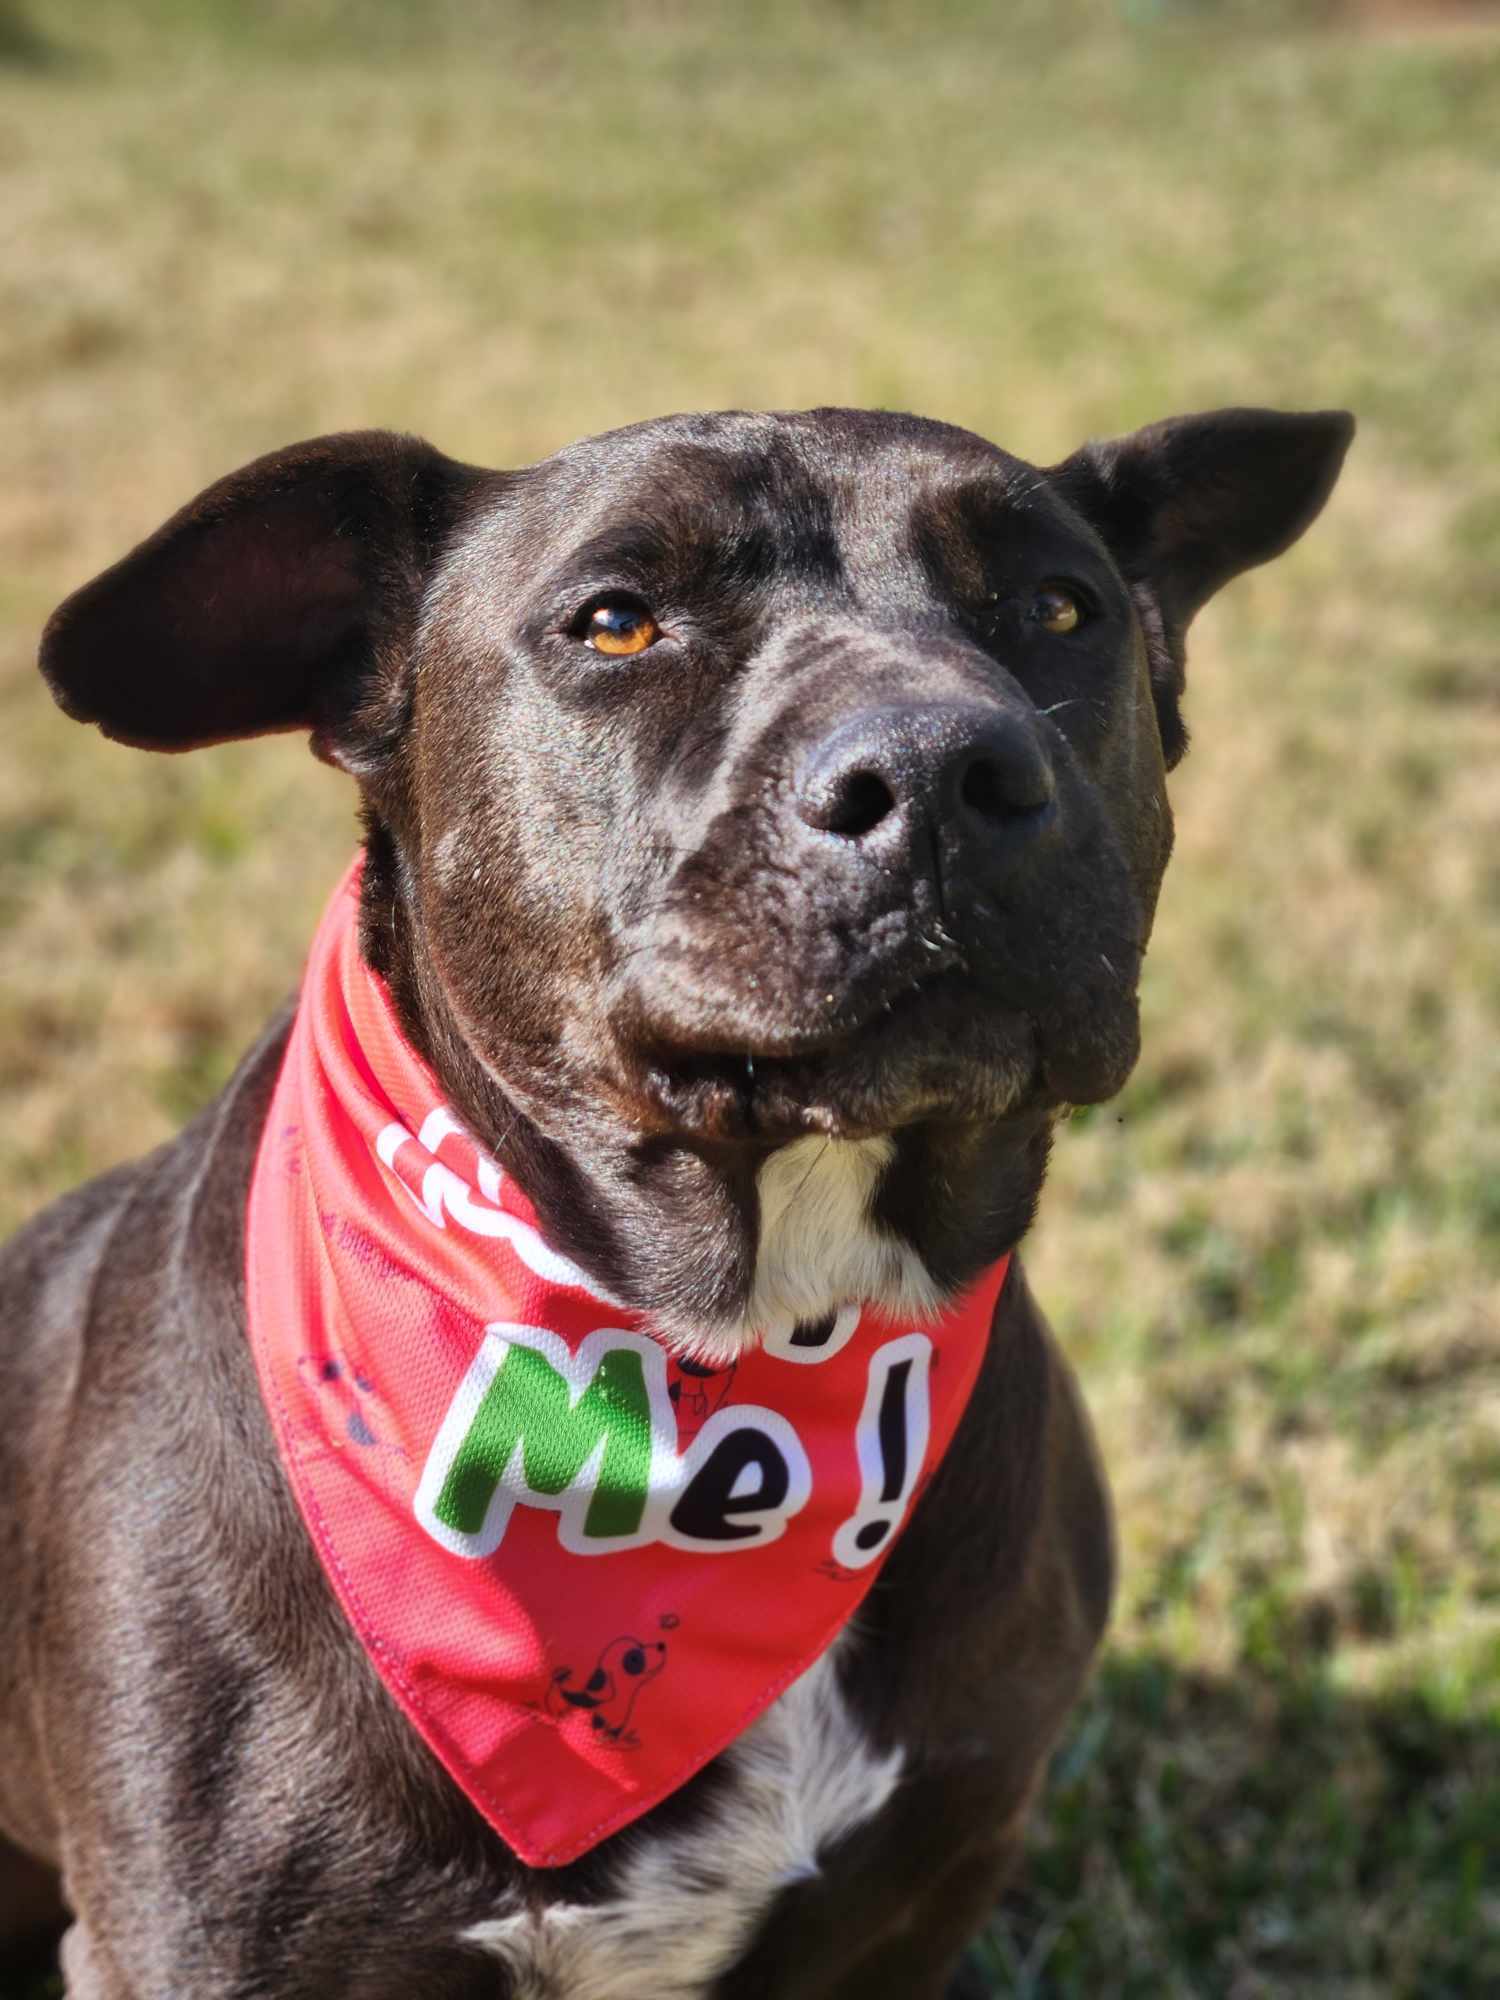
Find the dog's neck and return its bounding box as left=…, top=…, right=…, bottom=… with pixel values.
left=361, top=839, right=1050, bottom=1356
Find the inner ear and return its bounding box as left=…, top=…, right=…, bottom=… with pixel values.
left=1048, top=406, right=1354, bottom=769
left=39, top=430, right=484, bottom=766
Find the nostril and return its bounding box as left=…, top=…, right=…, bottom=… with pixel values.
left=821, top=768, right=898, bottom=840
left=958, top=751, right=1052, bottom=826
left=959, top=756, right=1009, bottom=826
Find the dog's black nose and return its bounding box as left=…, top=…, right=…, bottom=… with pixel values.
left=796, top=704, right=1055, bottom=858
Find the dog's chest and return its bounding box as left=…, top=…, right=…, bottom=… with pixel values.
left=463, top=1648, right=900, bottom=2000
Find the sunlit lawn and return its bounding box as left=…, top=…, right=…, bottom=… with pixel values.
left=3, top=2, right=1498, bottom=1992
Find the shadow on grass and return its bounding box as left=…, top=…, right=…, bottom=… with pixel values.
left=3, top=1649, right=1496, bottom=1998
left=0, top=3, right=68, bottom=70
left=979, top=1648, right=1500, bottom=1997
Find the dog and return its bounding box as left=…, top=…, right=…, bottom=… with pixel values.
left=0, top=402, right=1351, bottom=1998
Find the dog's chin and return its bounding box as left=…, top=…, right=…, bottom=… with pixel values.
left=606, top=969, right=1134, bottom=1148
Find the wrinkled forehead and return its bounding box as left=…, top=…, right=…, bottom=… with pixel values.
left=467, top=411, right=1080, bottom=608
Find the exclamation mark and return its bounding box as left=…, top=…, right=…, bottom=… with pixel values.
left=832, top=1334, right=932, bottom=1570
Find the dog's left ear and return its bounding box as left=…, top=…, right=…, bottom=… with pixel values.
left=1049, top=407, right=1354, bottom=768
left=39, top=430, right=485, bottom=770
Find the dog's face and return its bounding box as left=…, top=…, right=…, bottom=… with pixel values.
left=403, top=412, right=1169, bottom=1149
left=39, top=404, right=1351, bottom=1330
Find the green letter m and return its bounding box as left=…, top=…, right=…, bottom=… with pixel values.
left=422, top=1330, right=656, bottom=1552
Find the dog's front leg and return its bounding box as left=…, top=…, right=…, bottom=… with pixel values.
left=819, top=1811, right=1031, bottom=2000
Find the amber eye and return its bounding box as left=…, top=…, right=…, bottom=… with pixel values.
left=1031, top=586, right=1083, bottom=635
left=580, top=599, right=661, bottom=656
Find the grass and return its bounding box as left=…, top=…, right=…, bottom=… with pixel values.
left=2, top=0, right=1498, bottom=1991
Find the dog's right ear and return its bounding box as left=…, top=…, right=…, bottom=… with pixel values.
left=39, top=431, right=484, bottom=770
left=1048, top=407, right=1354, bottom=769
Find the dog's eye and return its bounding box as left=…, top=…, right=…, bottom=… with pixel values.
left=576, top=597, right=661, bottom=657
left=1029, top=586, right=1084, bottom=635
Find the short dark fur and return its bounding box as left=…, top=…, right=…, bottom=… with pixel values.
left=1, top=403, right=1351, bottom=1996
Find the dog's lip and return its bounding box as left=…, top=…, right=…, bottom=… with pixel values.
left=611, top=928, right=977, bottom=1066
left=615, top=970, right=1042, bottom=1145
left=631, top=961, right=967, bottom=1070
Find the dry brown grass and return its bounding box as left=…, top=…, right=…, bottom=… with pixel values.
left=3, top=2, right=1498, bottom=1990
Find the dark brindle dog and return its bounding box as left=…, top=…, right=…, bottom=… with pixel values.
left=0, top=404, right=1350, bottom=1998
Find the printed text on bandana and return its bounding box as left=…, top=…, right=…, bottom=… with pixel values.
left=382, top=1113, right=933, bottom=1566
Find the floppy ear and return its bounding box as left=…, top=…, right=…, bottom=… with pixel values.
left=1049, top=406, right=1354, bottom=768
left=39, top=430, right=482, bottom=768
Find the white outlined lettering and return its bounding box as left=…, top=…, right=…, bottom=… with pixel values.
left=374, top=1115, right=620, bottom=1298
left=831, top=1334, right=932, bottom=1569
left=761, top=1303, right=862, bottom=1366
left=416, top=1325, right=811, bottom=1560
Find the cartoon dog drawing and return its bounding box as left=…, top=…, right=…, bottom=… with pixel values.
left=547, top=1635, right=668, bottom=1745
left=296, top=1352, right=409, bottom=1467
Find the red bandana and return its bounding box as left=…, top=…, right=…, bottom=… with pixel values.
left=246, top=858, right=1011, bottom=1866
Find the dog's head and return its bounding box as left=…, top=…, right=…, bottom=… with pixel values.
left=40, top=406, right=1351, bottom=1340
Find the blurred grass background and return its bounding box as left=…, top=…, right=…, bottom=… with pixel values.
left=2, top=0, right=1498, bottom=1992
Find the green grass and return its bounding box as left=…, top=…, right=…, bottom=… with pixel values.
left=3, top=0, right=1499, bottom=1992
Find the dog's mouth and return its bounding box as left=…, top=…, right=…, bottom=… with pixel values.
left=577, top=795, right=1151, bottom=1147
left=612, top=966, right=1044, bottom=1145
left=597, top=896, right=1146, bottom=1146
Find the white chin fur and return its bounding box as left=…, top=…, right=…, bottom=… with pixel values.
left=664, top=1134, right=941, bottom=1366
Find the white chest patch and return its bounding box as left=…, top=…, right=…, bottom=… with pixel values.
left=463, top=1643, right=902, bottom=2000
left=685, top=1135, right=940, bottom=1365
